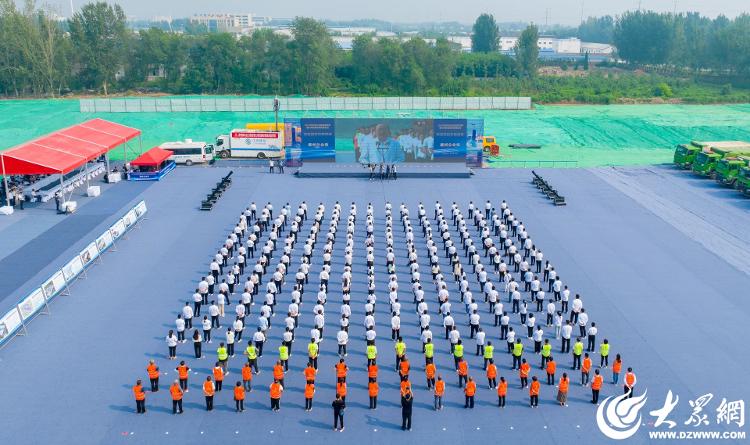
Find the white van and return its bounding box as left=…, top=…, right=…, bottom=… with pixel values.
left=160, top=140, right=213, bottom=166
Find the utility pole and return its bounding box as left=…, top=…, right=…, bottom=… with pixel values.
left=69, top=0, right=74, bottom=17
left=580, top=0, right=585, bottom=24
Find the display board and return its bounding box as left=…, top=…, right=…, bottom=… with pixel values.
left=96, top=230, right=114, bottom=253
left=62, top=256, right=84, bottom=282
left=0, top=308, right=23, bottom=342
left=18, top=288, right=46, bottom=320
left=109, top=219, right=126, bottom=240
left=80, top=242, right=99, bottom=266
left=134, top=201, right=147, bottom=218
left=42, top=271, right=66, bottom=300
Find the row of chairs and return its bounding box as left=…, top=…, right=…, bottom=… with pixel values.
left=200, top=171, right=233, bottom=211
left=532, top=171, right=566, bottom=206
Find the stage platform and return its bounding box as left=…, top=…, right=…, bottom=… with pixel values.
left=295, top=162, right=472, bottom=178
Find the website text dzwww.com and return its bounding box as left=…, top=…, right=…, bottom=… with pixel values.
left=648, top=431, right=746, bottom=440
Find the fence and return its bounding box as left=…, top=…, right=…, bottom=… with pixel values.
left=488, top=160, right=580, bottom=168
left=0, top=200, right=148, bottom=349
left=79, top=96, right=532, bottom=113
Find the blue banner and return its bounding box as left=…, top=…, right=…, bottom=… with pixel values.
left=300, top=118, right=335, bottom=161
left=433, top=119, right=468, bottom=161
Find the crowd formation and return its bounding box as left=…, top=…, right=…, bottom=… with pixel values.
left=133, top=199, right=639, bottom=431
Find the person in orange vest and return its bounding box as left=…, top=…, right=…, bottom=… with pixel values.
left=304, top=381, right=315, bottom=411
left=242, top=362, right=253, bottom=392
left=273, top=360, right=285, bottom=387
left=336, top=380, right=347, bottom=403
left=335, top=358, right=348, bottom=383
left=581, top=353, right=592, bottom=386
left=591, top=369, right=603, bottom=404
left=234, top=381, right=246, bottom=412
left=367, top=361, right=378, bottom=383
left=270, top=378, right=283, bottom=411
left=612, top=354, right=622, bottom=384
left=213, top=362, right=224, bottom=391
left=203, top=376, right=215, bottom=411
left=368, top=379, right=379, bottom=409
left=497, top=376, right=507, bottom=407
left=133, top=379, right=146, bottom=414
left=400, top=375, right=412, bottom=398
left=170, top=379, right=184, bottom=414
left=434, top=375, right=445, bottom=410
left=545, top=356, right=556, bottom=385
left=486, top=359, right=497, bottom=389
left=464, top=376, right=477, bottom=408
left=425, top=361, right=436, bottom=389
left=529, top=376, right=540, bottom=408
left=624, top=367, right=637, bottom=398
left=146, top=360, right=160, bottom=392
left=399, top=355, right=410, bottom=381
left=176, top=361, right=190, bottom=392
left=519, top=358, right=531, bottom=389
left=556, top=372, right=569, bottom=406
left=304, top=361, right=317, bottom=384
left=457, top=358, right=468, bottom=388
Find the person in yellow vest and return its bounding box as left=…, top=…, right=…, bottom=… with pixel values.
left=308, top=338, right=319, bottom=370
left=244, top=341, right=259, bottom=374
left=572, top=337, right=584, bottom=370
left=217, top=342, right=229, bottom=374
left=453, top=340, right=464, bottom=369
left=624, top=367, right=637, bottom=398
left=203, top=376, right=215, bottom=410
left=424, top=338, right=434, bottom=365
left=541, top=339, right=552, bottom=369
left=367, top=343, right=377, bottom=366
left=512, top=339, right=523, bottom=369
left=483, top=341, right=494, bottom=370
left=395, top=337, right=406, bottom=371
left=599, top=339, right=610, bottom=367
left=279, top=343, right=290, bottom=371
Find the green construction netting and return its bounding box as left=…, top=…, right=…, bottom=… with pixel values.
left=1, top=99, right=749, bottom=167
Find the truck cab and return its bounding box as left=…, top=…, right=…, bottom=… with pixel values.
left=715, top=155, right=750, bottom=186
left=737, top=166, right=750, bottom=195
left=691, top=150, right=720, bottom=177
left=673, top=144, right=700, bottom=168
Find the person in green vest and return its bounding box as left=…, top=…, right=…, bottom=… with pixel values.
left=217, top=342, right=229, bottom=374
left=244, top=340, right=259, bottom=374
left=541, top=339, right=552, bottom=369
left=279, top=343, right=290, bottom=371
left=453, top=339, right=464, bottom=369
left=512, top=339, right=523, bottom=370
left=599, top=339, right=610, bottom=367
left=572, top=337, right=584, bottom=370
left=483, top=340, right=494, bottom=370
left=395, top=337, right=406, bottom=371
left=367, top=343, right=378, bottom=366
left=308, top=338, right=319, bottom=370
left=424, top=338, right=434, bottom=365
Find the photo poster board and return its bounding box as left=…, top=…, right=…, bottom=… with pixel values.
left=134, top=201, right=147, bottom=219
left=42, top=270, right=66, bottom=300
left=18, top=288, right=46, bottom=320
left=0, top=308, right=23, bottom=344
left=62, top=256, right=84, bottom=283
left=96, top=229, right=114, bottom=253
left=123, top=209, right=137, bottom=229
left=109, top=219, right=126, bottom=240
left=80, top=242, right=100, bottom=266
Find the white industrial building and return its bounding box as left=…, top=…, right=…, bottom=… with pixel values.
left=190, top=13, right=254, bottom=35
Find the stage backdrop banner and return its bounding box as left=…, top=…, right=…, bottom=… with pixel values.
left=18, top=288, right=46, bottom=320
left=433, top=119, right=468, bottom=160
left=299, top=118, right=335, bottom=161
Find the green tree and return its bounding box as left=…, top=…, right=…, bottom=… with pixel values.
left=578, top=16, right=614, bottom=43
left=68, top=1, right=127, bottom=94
left=288, top=17, right=337, bottom=95
left=471, top=13, right=500, bottom=53
left=516, top=24, right=539, bottom=77
left=613, top=11, right=673, bottom=65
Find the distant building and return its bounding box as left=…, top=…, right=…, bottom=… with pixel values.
left=190, top=13, right=254, bottom=35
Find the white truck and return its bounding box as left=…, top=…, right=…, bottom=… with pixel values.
left=214, top=129, right=284, bottom=159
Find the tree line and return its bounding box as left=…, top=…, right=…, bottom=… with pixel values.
left=0, top=1, right=748, bottom=99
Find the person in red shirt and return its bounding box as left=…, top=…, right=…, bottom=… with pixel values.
left=335, top=359, right=348, bottom=383
left=464, top=376, right=477, bottom=408
left=213, top=362, right=224, bottom=391
left=133, top=379, right=146, bottom=414
left=368, top=379, right=379, bottom=409
left=274, top=361, right=285, bottom=387
left=581, top=353, right=592, bottom=386
left=304, top=382, right=315, bottom=411
left=400, top=376, right=412, bottom=397
left=591, top=369, right=604, bottom=404
left=434, top=375, right=445, bottom=410
left=486, top=359, right=497, bottom=389
left=545, top=356, right=556, bottom=385
left=169, top=379, right=184, bottom=414
left=146, top=360, right=159, bottom=392
left=367, top=362, right=378, bottom=382
left=529, top=376, right=540, bottom=408
left=176, top=361, right=190, bottom=392
left=242, top=362, right=253, bottom=392
left=399, top=355, right=410, bottom=381
left=234, top=381, right=246, bottom=412
left=519, top=359, right=530, bottom=389
left=556, top=373, right=569, bottom=406
left=203, top=376, right=215, bottom=411
left=457, top=358, right=468, bottom=388
left=425, top=362, right=436, bottom=389
left=270, top=379, right=283, bottom=411
left=304, top=362, right=317, bottom=384
left=497, top=376, right=508, bottom=407
left=336, top=380, right=347, bottom=403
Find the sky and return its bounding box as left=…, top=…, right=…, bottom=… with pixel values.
left=52, top=0, right=748, bottom=25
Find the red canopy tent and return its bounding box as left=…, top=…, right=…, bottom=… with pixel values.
left=130, top=147, right=173, bottom=168
left=1, top=118, right=141, bottom=205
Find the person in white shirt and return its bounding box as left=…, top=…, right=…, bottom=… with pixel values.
left=314, top=310, right=325, bottom=337
left=506, top=327, right=516, bottom=353
left=175, top=315, right=186, bottom=343
left=182, top=303, right=194, bottom=329
left=391, top=313, right=401, bottom=340
left=578, top=309, right=589, bottom=338
left=209, top=301, right=220, bottom=328
left=554, top=311, right=563, bottom=339
left=226, top=329, right=236, bottom=357
left=253, top=327, right=266, bottom=357
left=561, top=321, right=573, bottom=353
left=233, top=317, right=244, bottom=341
left=533, top=326, right=544, bottom=353
left=448, top=326, right=461, bottom=353
left=587, top=322, right=598, bottom=352
left=166, top=330, right=178, bottom=359
left=571, top=295, right=583, bottom=324
left=475, top=328, right=486, bottom=356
